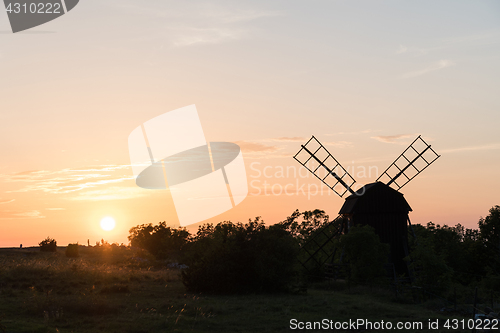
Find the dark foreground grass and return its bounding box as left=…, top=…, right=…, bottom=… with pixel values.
left=0, top=248, right=475, bottom=333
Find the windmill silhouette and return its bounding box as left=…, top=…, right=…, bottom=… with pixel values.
left=293, top=135, right=440, bottom=277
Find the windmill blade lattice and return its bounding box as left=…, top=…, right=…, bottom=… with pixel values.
left=377, top=135, right=440, bottom=191
left=297, top=215, right=347, bottom=272
left=294, top=136, right=356, bottom=197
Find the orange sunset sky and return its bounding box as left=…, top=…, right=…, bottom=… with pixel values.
left=1, top=1, right=499, bottom=247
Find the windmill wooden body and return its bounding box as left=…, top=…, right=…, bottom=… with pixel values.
left=294, top=135, right=440, bottom=276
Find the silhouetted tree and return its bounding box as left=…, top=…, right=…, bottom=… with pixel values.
left=408, top=230, right=452, bottom=293
left=279, top=209, right=344, bottom=279
left=339, top=225, right=390, bottom=284
left=128, top=222, right=190, bottom=260
left=39, top=237, right=57, bottom=252
left=479, top=205, right=500, bottom=272
left=410, top=220, right=488, bottom=288
left=65, top=243, right=79, bottom=257
left=182, top=218, right=299, bottom=293
left=280, top=209, right=331, bottom=241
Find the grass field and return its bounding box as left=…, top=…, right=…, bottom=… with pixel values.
left=0, top=247, right=476, bottom=332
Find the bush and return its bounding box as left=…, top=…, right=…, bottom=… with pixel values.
left=479, top=205, right=500, bottom=272
left=280, top=209, right=331, bottom=241
left=65, top=243, right=79, bottom=258
left=182, top=218, right=299, bottom=294
left=128, top=222, right=189, bottom=260
left=280, top=210, right=346, bottom=280
left=339, top=225, right=390, bottom=284
left=408, top=239, right=452, bottom=293
left=39, top=237, right=57, bottom=252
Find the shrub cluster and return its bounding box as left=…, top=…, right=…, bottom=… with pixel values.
left=65, top=243, right=80, bottom=258
left=128, top=222, right=189, bottom=260
left=39, top=237, right=57, bottom=252
left=182, top=218, right=299, bottom=293
left=339, top=225, right=390, bottom=284
left=409, top=205, right=500, bottom=292
left=124, top=206, right=500, bottom=295
left=279, top=209, right=343, bottom=280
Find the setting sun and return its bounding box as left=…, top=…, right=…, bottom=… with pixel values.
left=100, top=217, right=116, bottom=231
left=1, top=1, right=500, bottom=332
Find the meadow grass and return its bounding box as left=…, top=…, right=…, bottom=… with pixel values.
left=0, top=247, right=475, bottom=332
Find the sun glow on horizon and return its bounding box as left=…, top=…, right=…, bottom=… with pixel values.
left=100, top=217, right=116, bottom=231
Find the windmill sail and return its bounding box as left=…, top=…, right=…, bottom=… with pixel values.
left=294, top=136, right=356, bottom=197
left=377, top=135, right=440, bottom=191
left=297, top=215, right=348, bottom=271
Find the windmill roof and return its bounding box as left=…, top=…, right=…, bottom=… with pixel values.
left=339, top=181, right=412, bottom=214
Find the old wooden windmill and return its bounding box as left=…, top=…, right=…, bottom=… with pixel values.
left=293, top=135, right=440, bottom=277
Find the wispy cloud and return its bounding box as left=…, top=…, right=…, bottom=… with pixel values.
left=236, top=137, right=352, bottom=159
left=0, top=165, right=133, bottom=194
left=396, top=44, right=427, bottom=56
left=440, top=143, right=500, bottom=154
left=396, top=30, right=500, bottom=57
left=402, top=60, right=455, bottom=78
left=272, top=137, right=307, bottom=142
left=14, top=211, right=45, bottom=218
left=71, top=186, right=150, bottom=201
left=115, top=2, right=284, bottom=47
left=234, top=140, right=290, bottom=159
left=326, top=129, right=377, bottom=136
left=172, top=27, right=242, bottom=47
left=441, top=30, right=500, bottom=48
left=235, top=141, right=279, bottom=153
left=372, top=134, right=416, bottom=144
left=171, top=6, right=283, bottom=47
left=0, top=210, right=45, bottom=220
left=397, top=44, right=408, bottom=54
left=45, top=208, right=65, bottom=211
left=214, top=8, right=283, bottom=23
left=323, top=141, right=353, bottom=149
left=0, top=199, right=15, bottom=205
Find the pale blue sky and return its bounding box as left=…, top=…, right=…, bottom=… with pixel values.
left=0, top=1, right=499, bottom=246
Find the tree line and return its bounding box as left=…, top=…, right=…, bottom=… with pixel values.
left=126, top=205, right=499, bottom=294
left=409, top=205, right=500, bottom=294
left=38, top=205, right=500, bottom=294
